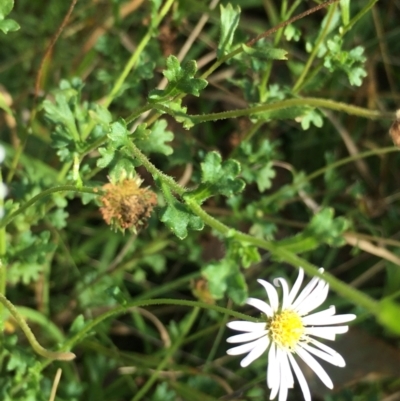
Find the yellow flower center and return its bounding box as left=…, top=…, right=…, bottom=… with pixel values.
left=267, top=309, right=304, bottom=350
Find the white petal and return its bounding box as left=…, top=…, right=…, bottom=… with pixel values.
left=296, top=347, right=333, bottom=389
left=273, top=278, right=290, bottom=309
left=300, top=342, right=345, bottom=367
left=301, top=306, right=336, bottom=325
left=307, top=338, right=346, bottom=367
left=287, top=268, right=304, bottom=306
left=247, top=297, right=273, bottom=317
left=268, top=343, right=280, bottom=398
left=299, top=283, right=329, bottom=316
left=240, top=337, right=270, bottom=367
left=291, top=270, right=323, bottom=310
left=227, top=338, right=261, bottom=356
left=279, top=349, right=294, bottom=388
left=227, top=330, right=268, bottom=343
left=287, top=353, right=311, bottom=401
left=295, top=280, right=328, bottom=315
left=258, top=279, right=279, bottom=312
left=227, top=321, right=266, bottom=332
left=267, top=343, right=277, bottom=389
left=278, top=380, right=288, bottom=401
left=305, top=326, right=348, bottom=340
left=278, top=349, right=291, bottom=401
left=306, top=314, right=356, bottom=326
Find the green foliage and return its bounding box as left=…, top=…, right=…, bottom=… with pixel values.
left=187, top=151, right=245, bottom=203
left=133, top=119, right=174, bottom=155
left=161, top=197, right=204, bottom=239
left=0, top=0, right=19, bottom=34
left=276, top=208, right=350, bottom=253
left=0, top=1, right=397, bottom=400
left=202, top=241, right=259, bottom=305
left=218, top=4, right=241, bottom=59
left=7, top=231, right=56, bottom=285
left=323, top=35, right=367, bottom=86
left=238, top=140, right=277, bottom=192
left=149, top=55, right=207, bottom=100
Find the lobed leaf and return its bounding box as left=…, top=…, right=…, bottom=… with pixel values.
left=218, top=4, right=241, bottom=59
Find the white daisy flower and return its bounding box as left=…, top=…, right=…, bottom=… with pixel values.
left=226, top=268, right=356, bottom=401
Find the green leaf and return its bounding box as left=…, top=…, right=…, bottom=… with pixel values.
left=42, top=90, right=80, bottom=142
left=108, top=119, right=129, bottom=147
left=135, top=119, right=174, bottom=155
left=233, top=243, right=261, bottom=268
left=202, top=255, right=248, bottom=304
left=284, top=24, right=301, bottom=42
left=161, top=199, right=204, bottom=239
left=149, top=55, right=207, bottom=100
left=256, top=162, right=276, bottom=192
left=8, top=231, right=57, bottom=285
left=218, top=4, right=241, bottom=59
left=304, top=207, right=350, bottom=246
left=97, top=147, right=115, bottom=168
left=0, top=0, right=14, bottom=17
left=0, top=18, right=19, bottom=34
left=202, top=260, right=231, bottom=299
left=324, top=36, right=367, bottom=87
left=106, top=286, right=129, bottom=306
left=187, top=151, right=245, bottom=203
left=167, top=99, right=194, bottom=129
left=109, top=157, right=138, bottom=182
left=226, top=272, right=247, bottom=305
left=69, top=315, right=86, bottom=336
left=275, top=208, right=350, bottom=252
left=299, top=108, right=324, bottom=130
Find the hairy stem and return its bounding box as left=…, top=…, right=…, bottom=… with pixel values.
left=0, top=292, right=75, bottom=361
left=0, top=185, right=100, bottom=229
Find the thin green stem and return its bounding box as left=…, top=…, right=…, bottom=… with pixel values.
left=293, top=0, right=379, bottom=93
left=0, top=185, right=100, bottom=229
left=62, top=299, right=258, bottom=355
left=126, top=141, right=185, bottom=196
left=263, top=146, right=399, bottom=207
left=204, top=303, right=229, bottom=369
left=259, top=0, right=302, bottom=102
left=340, top=0, right=379, bottom=36
left=0, top=292, right=75, bottom=361
left=125, top=103, right=154, bottom=126
left=131, top=307, right=200, bottom=401
left=184, top=198, right=379, bottom=314
left=293, top=2, right=337, bottom=93
left=200, top=0, right=340, bottom=81
left=103, top=0, right=175, bottom=108
left=158, top=98, right=392, bottom=126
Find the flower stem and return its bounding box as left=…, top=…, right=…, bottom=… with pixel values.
left=185, top=198, right=379, bottom=314
left=0, top=185, right=100, bottom=229
left=159, top=97, right=392, bottom=125
left=103, top=0, right=175, bottom=108
left=292, top=2, right=337, bottom=93
left=0, top=292, right=75, bottom=361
